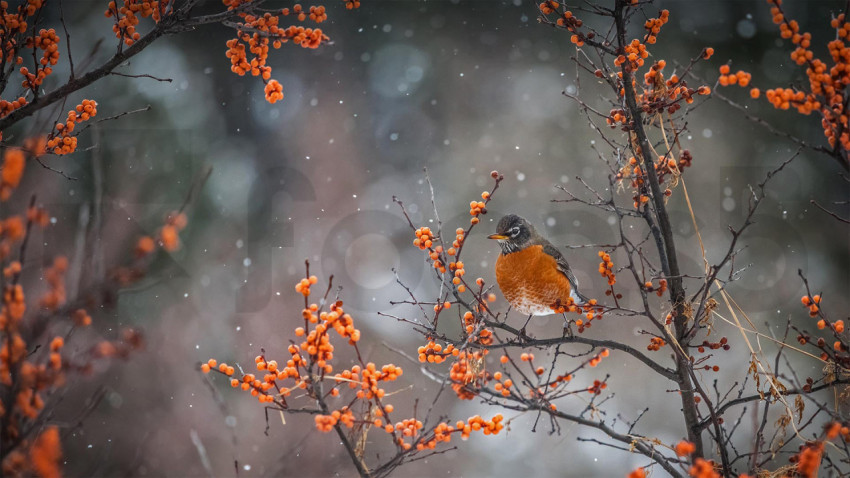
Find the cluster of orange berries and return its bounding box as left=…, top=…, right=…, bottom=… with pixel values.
left=817, top=317, right=844, bottom=333
left=0, top=96, right=27, bottom=118
left=219, top=1, right=337, bottom=105
left=224, top=38, right=253, bottom=77
left=48, top=337, right=63, bottom=370
left=264, top=79, right=283, bottom=103
left=647, top=337, right=665, bottom=351
left=627, top=468, right=646, bottom=478
left=542, top=369, right=573, bottom=390
left=613, top=33, right=712, bottom=116
left=39, top=256, right=67, bottom=311
left=393, top=417, right=423, bottom=441
left=617, top=149, right=693, bottom=194
left=607, top=108, right=627, bottom=128
left=549, top=296, right=578, bottom=315
left=464, top=414, right=504, bottom=436
left=0, top=250, right=97, bottom=463
left=19, top=28, right=59, bottom=89
left=0, top=2, right=32, bottom=35
left=104, top=0, right=167, bottom=45
left=696, top=337, right=729, bottom=353
left=449, top=350, right=487, bottom=400
left=688, top=458, right=720, bottom=478
left=73, top=308, right=92, bottom=326
left=417, top=341, right=458, bottom=363
left=642, top=278, right=667, bottom=296
left=643, top=9, right=669, bottom=45
left=32, top=28, right=59, bottom=65
left=298, top=313, right=336, bottom=369
left=587, top=379, right=607, bottom=395
left=47, top=100, right=97, bottom=155
left=641, top=59, right=667, bottom=88
left=276, top=25, right=325, bottom=49
left=674, top=440, right=696, bottom=457
left=588, top=348, right=609, bottom=367
left=403, top=414, right=504, bottom=451
left=0, top=216, right=25, bottom=262
left=476, top=326, right=493, bottom=345
left=1, top=282, right=25, bottom=325
left=414, top=222, right=471, bottom=277
left=491, top=370, right=513, bottom=397
left=825, top=421, right=850, bottom=440
left=295, top=275, right=318, bottom=296
left=769, top=0, right=813, bottom=65
left=2, top=261, right=20, bottom=281
left=753, top=0, right=850, bottom=154
left=307, top=5, right=326, bottom=22
left=800, top=294, right=847, bottom=350
left=134, top=212, right=186, bottom=258
left=200, top=359, right=230, bottom=375
left=313, top=301, right=361, bottom=345
left=0, top=332, right=26, bottom=385
left=615, top=39, right=648, bottom=70
left=654, top=156, right=683, bottom=186
left=789, top=441, right=823, bottom=478
left=459, top=310, right=493, bottom=344
left=717, top=65, right=751, bottom=87
left=449, top=259, right=466, bottom=291
left=361, top=364, right=402, bottom=400
left=801, top=294, right=821, bottom=317
left=448, top=227, right=466, bottom=254
left=332, top=362, right=399, bottom=401
left=552, top=297, right=604, bottom=332
left=764, top=88, right=816, bottom=114
left=541, top=7, right=586, bottom=47
left=468, top=198, right=486, bottom=225
left=205, top=282, right=376, bottom=409
left=159, top=210, right=187, bottom=252
left=0, top=148, right=25, bottom=201
left=413, top=226, right=433, bottom=250
left=314, top=407, right=354, bottom=432
left=26, top=205, right=48, bottom=230
left=462, top=310, right=476, bottom=334
left=538, top=0, right=557, bottom=15
left=598, top=251, right=615, bottom=285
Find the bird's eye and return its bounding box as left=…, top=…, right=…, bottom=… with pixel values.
left=510, top=226, right=520, bottom=237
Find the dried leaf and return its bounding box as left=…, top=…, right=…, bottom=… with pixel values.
left=794, top=395, right=804, bottom=423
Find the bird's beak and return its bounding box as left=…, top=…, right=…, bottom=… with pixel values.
left=487, top=234, right=508, bottom=240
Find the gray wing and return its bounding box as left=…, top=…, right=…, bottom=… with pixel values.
left=542, top=243, right=587, bottom=304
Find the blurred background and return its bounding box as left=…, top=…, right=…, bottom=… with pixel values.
left=16, top=0, right=850, bottom=476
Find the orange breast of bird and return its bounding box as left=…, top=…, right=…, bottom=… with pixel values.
left=495, top=245, right=572, bottom=316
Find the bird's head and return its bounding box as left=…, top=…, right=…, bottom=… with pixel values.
left=488, top=214, right=535, bottom=254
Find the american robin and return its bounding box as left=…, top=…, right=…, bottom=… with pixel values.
left=488, top=214, right=588, bottom=317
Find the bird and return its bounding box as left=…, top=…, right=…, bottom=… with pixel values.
left=488, top=214, right=588, bottom=319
